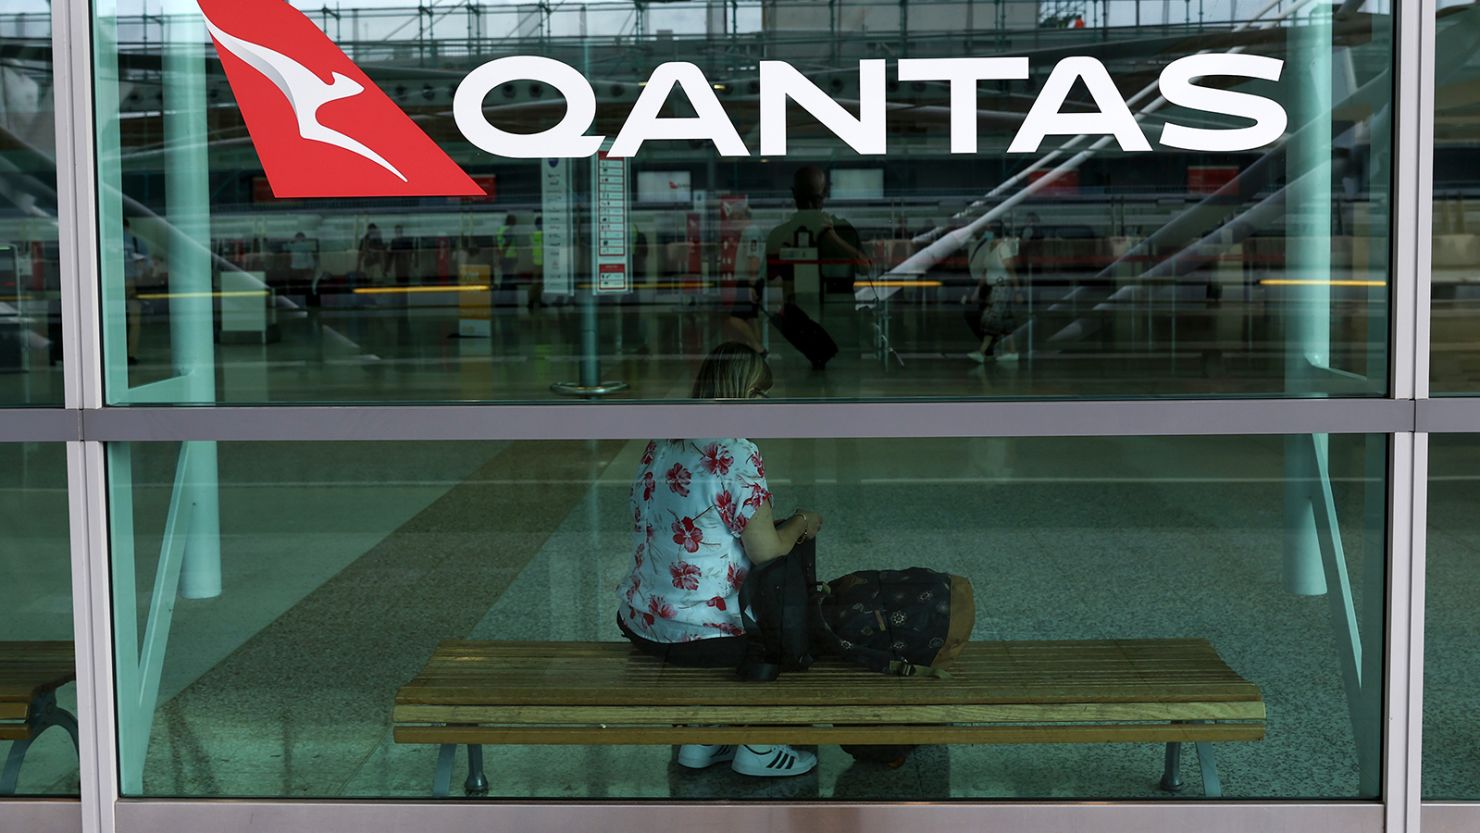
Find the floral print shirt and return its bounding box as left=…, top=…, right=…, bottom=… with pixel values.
left=618, top=438, right=771, bottom=643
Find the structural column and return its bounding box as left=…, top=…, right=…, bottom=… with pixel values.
left=1283, top=1, right=1333, bottom=597
left=162, top=3, right=221, bottom=599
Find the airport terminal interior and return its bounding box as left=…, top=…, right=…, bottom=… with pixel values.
left=3, top=0, right=1480, bottom=811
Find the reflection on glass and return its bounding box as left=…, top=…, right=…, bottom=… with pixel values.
left=0, top=443, right=78, bottom=796
left=88, top=0, right=1395, bottom=404
left=108, top=434, right=1385, bottom=799
left=0, top=5, right=64, bottom=406
left=1432, top=2, right=1480, bottom=393
left=1424, top=434, right=1480, bottom=799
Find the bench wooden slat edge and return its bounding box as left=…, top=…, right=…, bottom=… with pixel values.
left=397, top=684, right=1264, bottom=708
left=392, top=700, right=1268, bottom=726
left=0, top=703, right=31, bottom=721
left=394, top=722, right=1266, bottom=747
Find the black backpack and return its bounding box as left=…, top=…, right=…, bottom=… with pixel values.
left=815, top=568, right=976, bottom=677
left=736, top=539, right=819, bottom=681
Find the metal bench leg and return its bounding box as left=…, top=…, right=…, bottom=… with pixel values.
left=0, top=738, right=35, bottom=796
left=48, top=709, right=80, bottom=755
left=433, top=743, right=456, bottom=798
left=1195, top=742, right=1223, bottom=797
left=464, top=744, right=488, bottom=796
left=0, top=692, right=78, bottom=796
left=1159, top=742, right=1184, bottom=793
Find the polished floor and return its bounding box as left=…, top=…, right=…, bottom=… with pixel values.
left=0, top=281, right=1401, bottom=407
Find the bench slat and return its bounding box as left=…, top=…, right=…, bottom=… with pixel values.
left=0, top=642, right=77, bottom=706
left=0, top=642, right=76, bottom=739
left=393, top=699, right=1267, bottom=725
left=397, top=639, right=1261, bottom=708
left=0, top=703, right=31, bottom=721
left=394, top=722, right=1266, bottom=747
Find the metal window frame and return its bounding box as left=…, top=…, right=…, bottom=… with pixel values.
left=5, top=399, right=1480, bottom=442
left=0, top=0, right=1460, bottom=832
left=0, top=801, right=82, bottom=833
left=111, top=800, right=1383, bottom=833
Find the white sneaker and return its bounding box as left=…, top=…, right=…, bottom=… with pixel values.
left=675, top=744, right=738, bottom=769
left=731, top=744, right=818, bottom=777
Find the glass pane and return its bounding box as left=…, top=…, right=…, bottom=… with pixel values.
left=1424, top=433, right=1480, bottom=798
left=0, top=5, right=65, bottom=406
left=90, top=1, right=1393, bottom=404
left=1432, top=2, right=1480, bottom=394
left=109, top=434, right=1386, bottom=799
left=0, top=443, right=78, bottom=797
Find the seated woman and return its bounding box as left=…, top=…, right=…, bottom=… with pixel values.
left=616, top=342, right=824, bottom=778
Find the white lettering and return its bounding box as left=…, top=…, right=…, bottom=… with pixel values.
left=897, top=58, right=1029, bottom=154
left=1158, top=54, right=1287, bottom=152
left=453, top=56, right=604, bottom=158
left=447, top=55, right=1289, bottom=159
left=760, top=60, right=887, bottom=156
left=609, top=62, right=749, bottom=157
left=1008, top=57, right=1151, bottom=153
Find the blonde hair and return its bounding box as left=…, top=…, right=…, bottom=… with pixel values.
left=691, top=343, right=773, bottom=399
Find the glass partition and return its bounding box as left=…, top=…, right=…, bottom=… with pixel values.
left=0, top=442, right=78, bottom=796
left=0, top=4, right=64, bottom=406
left=90, top=0, right=1395, bottom=404
left=1423, top=433, right=1480, bottom=799
left=107, top=434, right=1386, bottom=800
left=1432, top=1, right=1480, bottom=394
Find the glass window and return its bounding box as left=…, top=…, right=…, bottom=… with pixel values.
left=0, top=4, right=65, bottom=406
left=0, top=443, right=78, bottom=796
left=1423, top=433, right=1480, bottom=799
left=1432, top=2, right=1480, bottom=394
left=108, top=434, right=1386, bottom=799
left=91, top=1, right=1394, bottom=404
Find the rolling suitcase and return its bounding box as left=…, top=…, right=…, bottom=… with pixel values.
left=769, top=302, right=838, bottom=370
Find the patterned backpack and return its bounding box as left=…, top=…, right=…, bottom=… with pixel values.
left=814, top=568, right=975, bottom=677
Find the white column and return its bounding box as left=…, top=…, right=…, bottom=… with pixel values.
left=163, top=4, right=221, bottom=600
left=1283, top=2, right=1333, bottom=597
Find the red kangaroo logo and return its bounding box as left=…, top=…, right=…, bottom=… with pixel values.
left=198, top=0, right=482, bottom=198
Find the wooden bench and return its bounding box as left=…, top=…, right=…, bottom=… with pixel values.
left=0, top=641, right=79, bottom=796
left=394, top=638, right=1264, bottom=798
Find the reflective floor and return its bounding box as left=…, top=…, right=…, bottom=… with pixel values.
left=10, top=284, right=1392, bottom=407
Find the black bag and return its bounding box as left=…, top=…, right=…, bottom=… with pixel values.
left=815, top=568, right=975, bottom=677
left=769, top=302, right=839, bottom=370
left=736, top=538, right=819, bottom=681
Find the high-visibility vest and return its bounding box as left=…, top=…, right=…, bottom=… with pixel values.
left=531, top=229, right=544, bottom=267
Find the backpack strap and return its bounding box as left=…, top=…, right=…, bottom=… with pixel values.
left=736, top=569, right=780, bottom=682
left=888, top=660, right=953, bottom=679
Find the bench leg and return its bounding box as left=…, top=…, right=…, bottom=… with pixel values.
left=1195, top=742, right=1223, bottom=798
left=1159, top=742, right=1184, bottom=793
left=0, top=737, right=34, bottom=796
left=433, top=743, right=456, bottom=798
left=464, top=744, right=488, bottom=796
left=0, top=692, right=78, bottom=796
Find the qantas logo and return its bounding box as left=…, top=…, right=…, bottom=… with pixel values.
left=201, top=15, right=407, bottom=182
left=206, top=0, right=1287, bottom=200
left=198, top=0, right=481, bottom=197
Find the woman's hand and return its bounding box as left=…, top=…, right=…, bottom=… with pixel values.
left=740, top=504, right=823, bottom=564
left=795, top=509, right=824, bottom=540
